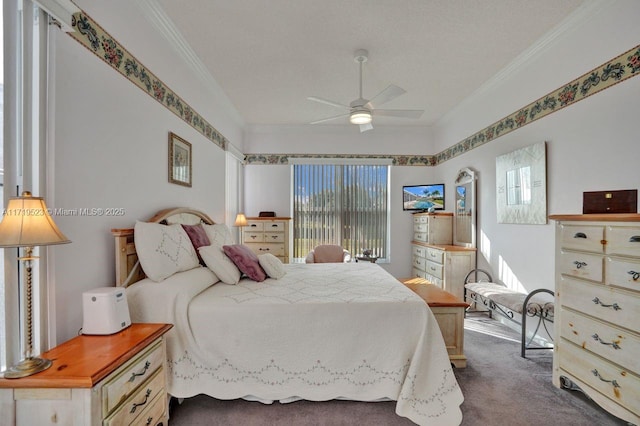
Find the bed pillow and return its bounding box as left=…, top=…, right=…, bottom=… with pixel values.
left=199, top=245, right=241, bottom=285
left=134, top=221, right=200, bottom=282
left=203, top=223, right=235, bottom=247
left=181, top=223, right=211, bottom=265
left=258, top=253, right=287, bottom=279
left=223, top=244, right=267, bottom=282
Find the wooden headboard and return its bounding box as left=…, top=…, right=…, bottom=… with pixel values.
left=111, top=207, right=215, bottom=287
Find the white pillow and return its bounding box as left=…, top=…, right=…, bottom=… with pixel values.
left=134, top=221, right=199, bottom=282
left=203, top=223, right=235, bottom=246
left=258, top=253, right=287, bottom=279
left=199, top=245, right=241, bottom=285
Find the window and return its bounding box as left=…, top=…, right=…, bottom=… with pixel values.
left=292, top=163, right=390, bottom=261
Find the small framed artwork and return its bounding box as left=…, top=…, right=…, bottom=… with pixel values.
left=168, top=132, right=192, bottom=187
left=496, top=141, right=547, bottom=224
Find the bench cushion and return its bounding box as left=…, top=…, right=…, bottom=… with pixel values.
left=465, top=282, right=554, bottom=315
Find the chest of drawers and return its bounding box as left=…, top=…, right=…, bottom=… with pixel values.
left=0, top=323, right=172, bottom=426
left=412, top=212, right=453, bottom=245
left=550, top=214, right=640, bottom=425
left=242, top=217, right=291, bottom=263
left=411, top=243, right=476, bottom=301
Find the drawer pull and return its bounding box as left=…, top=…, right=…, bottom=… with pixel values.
left=259, top=248, right=270, bottom=251
left=250, top=235, right=257, bottom=240
left=628, top=270, right=640, bottom=281
left=629, top=235, right=640, bottom=243
left=128, top=360, right=151, bottom=382
left=271, top=224, right=278, bottom=227
left=574, top=232, right=587, bottom=239
left=592, top=297, right=621, bottom=311
left=573, top=261, right=587, bottom=269
left=146, top=416, right=154, bottom=426
left=130, top=388, right=152, bottom=414
left=271, top=236, right=278, bottom=240
left=250, top=224, right=258, bottom=227
left=591, top=369, right=620, bottom=388
left=591, top=333, right=621, bottom=349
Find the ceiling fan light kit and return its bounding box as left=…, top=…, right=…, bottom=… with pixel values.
left=308, top=49, right=424, bottom=132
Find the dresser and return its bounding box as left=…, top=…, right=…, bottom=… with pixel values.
left=0, top=323, right=172, bottom=426
left=411, top=213, right=475, bottom=300
left=550, top=214, right=640, bottom=425
left=242, top=217, right=291, bottom=263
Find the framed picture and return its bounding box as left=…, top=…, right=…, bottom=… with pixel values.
left=168, top=132, right=192, bottom=187
left=496, top=141, right=547, bottom=224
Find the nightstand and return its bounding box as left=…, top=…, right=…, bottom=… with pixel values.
left=401, top=277, right=469, bottom=368
left=355, top=255, right=378, bottom=263
left=0, top=323, right=172, bottom=426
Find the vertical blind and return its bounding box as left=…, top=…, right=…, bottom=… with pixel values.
left=293, top=164, right=389, bottom=260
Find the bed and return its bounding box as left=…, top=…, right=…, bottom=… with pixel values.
left=111, top=208, right=463, bottom=425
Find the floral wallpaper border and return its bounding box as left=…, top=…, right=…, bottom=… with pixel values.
left=68, top=11, right=228, bottom=150
left=67, top=9, right=639, bottom=166
left=247, top=43, right=640, bottom=166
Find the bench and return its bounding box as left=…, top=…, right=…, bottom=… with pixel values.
left=463, top=269, right=554, bottom=358
left=400, top=277, right=469, bottom=368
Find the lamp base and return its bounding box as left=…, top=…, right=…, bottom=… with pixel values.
left=2, top=356, right=52, bottom=379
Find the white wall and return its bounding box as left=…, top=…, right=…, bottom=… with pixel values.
left=244, top=0, right=640, bottom=288
left=49, top=0, right=243, bottom=342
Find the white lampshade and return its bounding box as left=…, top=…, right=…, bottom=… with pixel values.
left=350, top=110, right=372, bottom=125
left=234, top=213, right=248, bottom=227
left=0, top=192, right=70, bottom=247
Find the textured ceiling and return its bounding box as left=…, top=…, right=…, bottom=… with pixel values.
left=156, top=0, right=584, bottom=128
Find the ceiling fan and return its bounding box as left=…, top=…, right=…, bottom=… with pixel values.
left=308, top=49, right=424, bottom=132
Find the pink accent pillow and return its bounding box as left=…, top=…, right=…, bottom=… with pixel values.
left=222, top=244, right=267, bottom=282
left=182, top=224, right=211, bottom=265
left=313, top=245, right=345, bottom=263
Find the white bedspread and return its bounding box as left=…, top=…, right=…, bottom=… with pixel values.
left=126, top=262, right=463, bottom=425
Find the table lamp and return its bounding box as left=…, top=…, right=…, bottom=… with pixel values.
left=0, top=191, right=70, bottom=378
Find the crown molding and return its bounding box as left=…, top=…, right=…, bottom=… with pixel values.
left=133, top=0, right=245, bottom=128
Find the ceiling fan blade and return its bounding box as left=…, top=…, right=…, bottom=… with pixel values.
left=307, top=96, right=350, bottom=109
left=373, top=109, right=424, bottom=119
left=310, top=113, right=350, bottom=125
left=359, top=123, right=373, bottom=133
left=367, top=84, right=406, bottom=108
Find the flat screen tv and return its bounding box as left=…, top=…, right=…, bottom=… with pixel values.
left=403, top=183, right=445, bottom=211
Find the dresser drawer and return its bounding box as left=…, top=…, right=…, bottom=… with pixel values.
left=244, top=232, right=264, bottom=243
left=413, top=255, right=426, bottom=272
left=264, top=221, right=286, bottom=232
left=424, top=274, right=442, bottom=288
left=246, top=221, right=265, bottom=232
left=102, top=340, right=164, bottom=416
left=104, top=368, right=165, bottom=426
left=414, top=223, right=428, bottom=233
left=606, top=225, right=640, bottom=257
left=425, top=260, right=443, bottom=279
left=425, top=248, right=444, bottom=264
left=559, top=250, right=603, bottom=283
left=264, top=232, right=285, bottom=243
left=606, top=257, right=640, bottom=293
left=560, top=277, right=640, bottom=332
left=560, top=310, right=640, bottom=374
left=414, top=215, right=428, bottom=224
left=412, top=268, right=426, bottom=279
left=246, top=243, right=285, bottom=257
left=559, top=224, right=604, bottom=253
left=414, top=232, right=427, bottom=242
left=559, top=340, right=640, bottom=416
left=412, top=245, right=426, bottom=258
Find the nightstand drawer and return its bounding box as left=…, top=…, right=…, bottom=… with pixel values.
left=104, top=368, right=165, bottom=426
left=103, top=340, right=164, bottom=416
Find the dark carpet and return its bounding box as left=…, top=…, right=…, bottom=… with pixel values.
left=168, top=315, right=630, bottom=425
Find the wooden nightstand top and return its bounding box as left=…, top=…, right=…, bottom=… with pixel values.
left=0, top=323, right=172, bottom=389
left=400, top=278, right=469, bottom=308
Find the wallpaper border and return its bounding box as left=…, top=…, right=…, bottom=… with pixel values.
left=68, top=11, right=229, bottom=150
left=66, top=9, right=639, bottom=166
